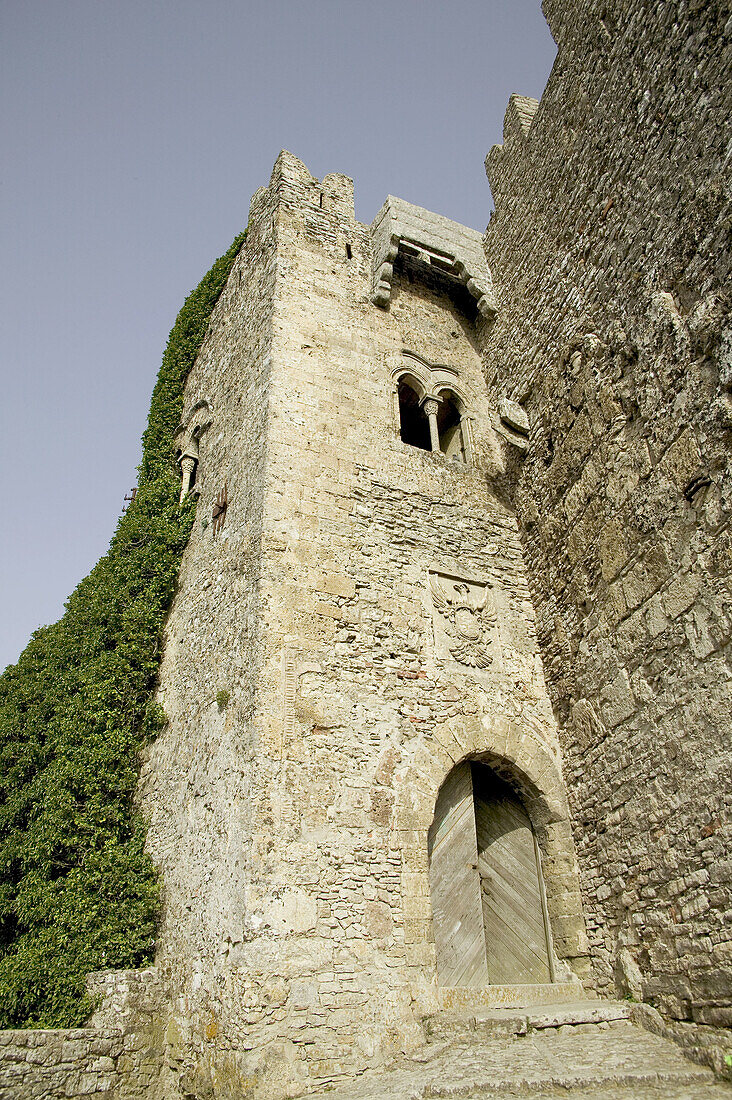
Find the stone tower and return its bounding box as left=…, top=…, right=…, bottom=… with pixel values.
left=1, top=2, right=729, bottom=1096
left=128, top=151, right=590, bottom=1097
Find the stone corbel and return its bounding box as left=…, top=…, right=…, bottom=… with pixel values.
left=454, top=260, right=498, bottom=320
left=372, top=237, right=399, bottom=308
left=496, top=398, right=530, bottom=452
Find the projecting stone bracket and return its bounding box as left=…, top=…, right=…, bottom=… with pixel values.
left=370, top=195, right=497, bottom=319
left=495, top=398, right=530, bottom=452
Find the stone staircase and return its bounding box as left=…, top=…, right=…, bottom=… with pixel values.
left=319, top=1000, right=732, bottom=1099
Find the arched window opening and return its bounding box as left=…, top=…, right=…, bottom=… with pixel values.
left=436, top=390, right=466, bottom=462
left=397, top=378, right=431, bottom=451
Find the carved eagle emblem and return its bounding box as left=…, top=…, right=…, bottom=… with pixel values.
left=429, top=573, right=496, bottom=668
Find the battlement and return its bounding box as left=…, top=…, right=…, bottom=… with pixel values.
left=486, top=94, right=540, bottom=209
left=248, top=149, right=356, bottom=225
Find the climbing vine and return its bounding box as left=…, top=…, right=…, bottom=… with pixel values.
left=0, top=230, right=245, bottom=1028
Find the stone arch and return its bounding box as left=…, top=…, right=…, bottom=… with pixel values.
left=174, top=400, right=213, bottom=501
left=389, top=353, right=475, bottom=462
left=434, top=386, right=471, bottom=462
left=394, top=715, right=589, bottom=986
left=395, top=371, right=427, bottom=401
left=396, top=376, right=431, bottom=451
left=175, top=398, right=213, bottom=445
left=390, top=350, right=467, bottom=404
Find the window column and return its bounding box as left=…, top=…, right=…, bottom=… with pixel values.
left=422, top=397, right=442, bottom=453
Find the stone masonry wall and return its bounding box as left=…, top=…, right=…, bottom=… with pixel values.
left=0, top=1028, right=127, bottom=1099
left=232, top=153, right=587, bottom=1096
left=0, top=1000, right=164, bottom=1100
left=482, top=0, right=730, bottom=1029
left=132, top=152, right=589, bottom=1099
left=134, top=159, right=281, bottom=1098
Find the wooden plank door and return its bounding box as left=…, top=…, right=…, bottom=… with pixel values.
left=472, top=764, right=553, bottom=984
left=428, top=762, right=488, bottom=986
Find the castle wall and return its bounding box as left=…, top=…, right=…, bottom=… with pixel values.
left=239, top=154, right=586, bottom=1095
left=0, top=1028, right=140, bottom=1099
left=1, top=4, right=728, bottom=1097
left=482, top=0, right=730, bottom=1027
left=133, top=162, right=280, bottom=1096
left=137, top=152, right=588, bottom=1098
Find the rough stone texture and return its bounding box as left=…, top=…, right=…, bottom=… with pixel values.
left=482, top=0, right=731, bottom=1042
left=316, top=1018, right=730, bottom=1099
left=0, top=1026, right=156, bottom=1099
left=129, top=150, right=589, bottom=1098
left=1, top=2, right=729, bottom=1097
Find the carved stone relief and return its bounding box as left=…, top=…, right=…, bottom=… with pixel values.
left=429, top=569, right=498, bottom=669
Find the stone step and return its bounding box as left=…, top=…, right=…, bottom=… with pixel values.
left=437, top=981, right=585, bottom=1011
left=316, top=1019, right=729, bottom=1099
left=426, top=998, right=632, bottom=1041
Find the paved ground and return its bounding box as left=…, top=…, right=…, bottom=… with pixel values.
left=318, top=1019, right=732, bottom=1099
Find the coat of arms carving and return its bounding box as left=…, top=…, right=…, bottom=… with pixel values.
left=429, top=571, right=497, bottom=668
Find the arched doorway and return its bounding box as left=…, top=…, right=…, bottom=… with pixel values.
left=428, top=760, right=555, bottom=987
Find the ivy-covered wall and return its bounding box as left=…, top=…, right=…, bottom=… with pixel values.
left=0, top=231, right=244, bottom=1028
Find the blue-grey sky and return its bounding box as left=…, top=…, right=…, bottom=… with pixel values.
left=1, top=1, right=555, bottom=671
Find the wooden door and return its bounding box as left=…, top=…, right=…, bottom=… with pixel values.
left=472, top=764, right=553, bottom=984
left=428, top=763, right=488, bottom=986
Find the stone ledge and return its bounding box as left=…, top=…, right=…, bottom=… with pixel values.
left=438, top=980, right=584, bottom=1010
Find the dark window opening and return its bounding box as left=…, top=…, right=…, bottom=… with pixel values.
left=398, top=379, right=431, bottom=451
left=319, top=191, right=324, bottom=208
left=346, top=242, right=352, bottom=259
left=437, top=391, right=466, bottom=462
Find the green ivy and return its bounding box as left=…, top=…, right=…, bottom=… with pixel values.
left=0, top=231, right=245, bottom=1028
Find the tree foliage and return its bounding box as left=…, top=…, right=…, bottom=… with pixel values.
left=0, top=231, right=245, bottom=1027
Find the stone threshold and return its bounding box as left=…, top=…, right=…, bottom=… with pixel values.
left=425, top=998, right=632, bottom=1041
left=437, top=981, right=585, bottom=1010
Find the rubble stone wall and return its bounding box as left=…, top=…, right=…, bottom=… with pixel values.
left=0, top=1025, right=161, bottom=1100
left=133, top=157, right=281, bottom=1098
left=0, top=1028, right=125, bottom=1099
left=132, top=151, right=589, bottom=1099
left=482, top=0, right=731, bottom=1027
